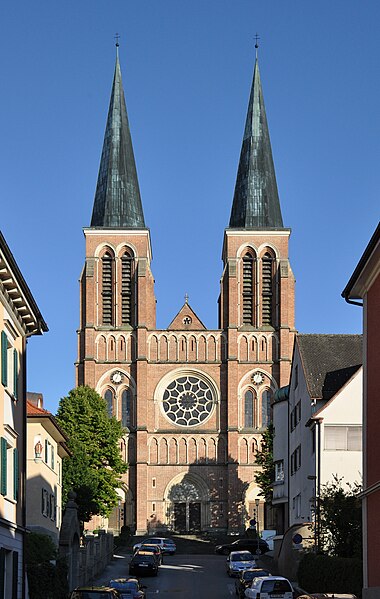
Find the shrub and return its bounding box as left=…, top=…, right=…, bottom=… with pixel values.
left=25, top=533, right=68, bottom=599
left=297, top=552, right=362, bottom=598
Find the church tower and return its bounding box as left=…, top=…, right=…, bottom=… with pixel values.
left=77, top=48, right=295, bottom=536
left=220, top=54, right=295, bottom=529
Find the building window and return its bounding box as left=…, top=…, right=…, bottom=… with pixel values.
left=293, top=493, right=301, bottom=518
left=219, top=477, right=223, bottom=488
left=152, top=478, right=156, bottom=488
left=121, top=389, right=131, bottom=428
left=1, top=437, right=8, bottom=496
left=244, top=389, right=257, bottom=428
left=261, top=252, right=273, bottom=325
left=275, top=460, right=284, bottom=482
left=1, top=332, right=19, bottom=399
left=294, top=364, right=298, bottom=389
left=104, top=389, right=114, bottom=417
left=102, top=252, right=114, bottom=325
left=242, top=251, right=255, bottom=325
left=291, top=445, right=301, bottom=475
left=261, top=389, right=272, bottom=427
left=121, top=251, right=133, bottom=325
left=324, top=426, right=362, bottom=451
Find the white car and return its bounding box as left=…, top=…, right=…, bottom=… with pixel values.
left=245, top=576, right=293, bottom=598
left=133, top=537, right=176, bottom=555
left=226, top=551, right=256, bottom=577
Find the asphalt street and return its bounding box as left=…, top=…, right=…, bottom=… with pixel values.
left=93, top=553, right=244, bottom=597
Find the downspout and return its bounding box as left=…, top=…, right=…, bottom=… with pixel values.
left=316, top=418, right=322, bottom=554
left=22, top=338, right=27, bottom=599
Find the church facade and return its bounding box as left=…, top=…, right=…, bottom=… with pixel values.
left=76, top=48, right=295, bottom=535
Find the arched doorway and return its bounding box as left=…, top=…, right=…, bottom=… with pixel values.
left=164, top=473, right=210, bottom=533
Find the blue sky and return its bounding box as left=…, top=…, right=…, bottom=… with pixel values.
left=1, top=1, right=379, bottom=413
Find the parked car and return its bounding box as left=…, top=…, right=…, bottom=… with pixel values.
left=69, top=588, right=121, bottom=598
left=109, top=577, right=147, bottom=599
left=245, top=576, right=294, bottom=599
left=261, top=529, right=276, bottom=551
left=226, top=551, right=257, bottom=577
left=215, top=538, right=270, bottom=555
left=235, top=568, right=271, bottom=598
left=129, top=553, right=159, bottom=577
left=133, top=537, right=176, bottom=555
left=134, top=543, right=163, bottom=565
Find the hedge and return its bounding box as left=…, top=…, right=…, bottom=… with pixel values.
left=297, top=552, right=362, bottom=598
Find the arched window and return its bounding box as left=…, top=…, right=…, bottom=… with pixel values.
left=121, top=251, right=133, bottom=325
left=102, top=252, right=114, bottom=325
left=104, top=389, right=114, bottom=418
left=261, top=389, right=273, bottom=427
left=122, top=389, right=132, bottom=428
left=262, top=252, right=273, bottom=326
left=244, top=389, right=257, bottom=428
left=242, top=251, right=256, bottom=325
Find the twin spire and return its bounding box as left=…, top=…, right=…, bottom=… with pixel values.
left=91, top=48, right=283, bottom=230
left=91, top=50, right=145, bottom=228
left=229, top=58, right=283, bottom=228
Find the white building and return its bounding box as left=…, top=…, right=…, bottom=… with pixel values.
left=272, top=334, right=362, bottom=534
left=0, top=232, right=47, bottom=598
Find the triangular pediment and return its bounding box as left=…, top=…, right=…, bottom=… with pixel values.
left=168, top=302, right=207, bottom=330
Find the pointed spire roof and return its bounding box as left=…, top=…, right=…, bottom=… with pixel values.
left=91, top=49, right=145, bottom=228
left=229, top=57, right=283, bottom=229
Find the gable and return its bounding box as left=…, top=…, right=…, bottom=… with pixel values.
left=167, top=302, right=207, bottom=331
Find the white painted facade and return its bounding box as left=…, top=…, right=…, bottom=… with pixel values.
left=273, top=338, right=363, bottom=532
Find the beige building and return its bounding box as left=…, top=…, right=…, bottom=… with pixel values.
left=0, top=231, right=47, bottom=598
left=76, top=49, right=295, bottom=536
left=26, top=394, right=70, bottom=545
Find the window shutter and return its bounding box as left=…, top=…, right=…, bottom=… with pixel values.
left=1, top=331, right=8, bottom=387
left=45, top=439, right=48, bottom=463
left=13, top=349, right=18, bottom=400
left=13, top=448, right=19, bottom=501
left=51, top=445, right=54, bottom=470
left=1, top=438, right=7, bottom=496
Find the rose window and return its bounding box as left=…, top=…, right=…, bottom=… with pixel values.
left=162, top=375, right=215, bottom=426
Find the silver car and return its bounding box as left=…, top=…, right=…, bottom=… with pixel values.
left=226, top=551, right=256, bottom=577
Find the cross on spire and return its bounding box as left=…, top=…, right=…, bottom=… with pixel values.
left=115, top=32, right=120, bottom=47
left=184, top=293, right=189, bottom=304
left=254, top=33, right=260, bottom=60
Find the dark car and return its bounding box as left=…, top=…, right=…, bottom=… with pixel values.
left=109, top=577, right=147, bottom=599
left=69, top=588, right=121, bottom=598
left=234, top=568, right=271, bottom=598
left=129, top=553, right=158, bottom=577
left=134, top=543, right=163, bottom=564
left=215, top=537, right=270, bottom=555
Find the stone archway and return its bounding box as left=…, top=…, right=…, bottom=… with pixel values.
left=164, top=473, right=210, bottom=533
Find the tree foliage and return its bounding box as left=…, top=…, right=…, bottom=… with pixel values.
left=56, top=385, right=127, bottom=522
left=254, top=423, right=274, bottom=502
left=319, top=475, right=362, bottom=558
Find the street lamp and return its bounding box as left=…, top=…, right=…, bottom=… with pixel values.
left=255, top=498, right=260, bottom=556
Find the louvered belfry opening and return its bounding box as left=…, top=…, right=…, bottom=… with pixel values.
left=262, top=252, right=273, bottom=326
left=121, top=251, right=133, bottom=325
left=242, top=251, right=255, bottom=326
left=102, top=252, right=114, bottom=325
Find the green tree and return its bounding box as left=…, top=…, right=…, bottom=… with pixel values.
left=318, top=475, right=362, bottom=558
left=254, top=423, right=274, bottom=502
left=56, top=385, right=127, bottom=523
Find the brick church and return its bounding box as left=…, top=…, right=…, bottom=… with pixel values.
left=76, top=46, right=295, bottom=535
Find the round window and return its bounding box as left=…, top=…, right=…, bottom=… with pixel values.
left=162, top=375, right=215, bottom=426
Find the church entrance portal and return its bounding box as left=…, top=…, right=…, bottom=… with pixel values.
left=174, top=501, right=201, bottom=533
left=166, top=474, right=209, bottom=533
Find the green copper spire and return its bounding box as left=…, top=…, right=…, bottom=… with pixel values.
left=229, top=57, right=283, bottom=229
left=91, top=49, right=145, bottom=228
